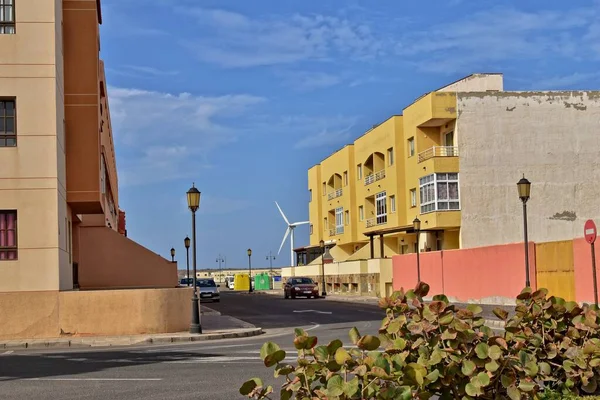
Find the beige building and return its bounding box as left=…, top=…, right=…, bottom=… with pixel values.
left=0, top=0, right=184, bottom=340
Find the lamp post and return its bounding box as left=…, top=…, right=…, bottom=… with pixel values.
left=517, top=175, right=532, bottom=288
left=216, top=255, right=224, bottom=285
left=413, top=217, right=421, bottom=282
left=184, top=236, right=190, bottom=286
left=170, top=247, right=175, bottom=263
left=247, top=248, right=253, bottom=293
left=320, top=239, right=326, bottom=297
left=187, top=184, right=202, bottom=334
left=266, top=251, right=276, bottom=290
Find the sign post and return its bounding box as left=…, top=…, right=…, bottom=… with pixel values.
left=584, top=220, right=598, bottom=306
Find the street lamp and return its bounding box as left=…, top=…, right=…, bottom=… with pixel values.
left=413, top=217, right=421, bottom=282
left=247, top=248, right=253, bottom=293
left=320, top=239, right=326, bottom=297
left=187, top=183, right=202, bottom=334
left=216, top=255, right=224, bottom=285
left=517, top=175, right=532, bottom=287
left=184, top=236, right=190, bottom=286
left=266, top=251, right=276, bottom=290
left=170, top=247, right=175, bottom=263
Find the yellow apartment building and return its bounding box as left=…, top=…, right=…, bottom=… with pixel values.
left=0, top=0, right=184, bottom=340
left=302, top=74, right=503, bottom=263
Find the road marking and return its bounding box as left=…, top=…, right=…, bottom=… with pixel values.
left=169, top=356, right=297, bottom=363
left=26, top=378, right=162, bottom=381
left=293, top=310, right=332, bottom=315
left=2, top=351, right=14, bottom=355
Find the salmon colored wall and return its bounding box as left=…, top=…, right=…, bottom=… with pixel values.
left=393, top=242, right=536, bottom=302
left=78, top=226, right=177, bottom=289
left=573, top=238, right=600, bottom=304
left=392, top=252, right=443, bottom=295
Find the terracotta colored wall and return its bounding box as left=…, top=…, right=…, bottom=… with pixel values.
left=574, top=238, right=600, bottom=304
left=392, top=252, right=443, bottom=295
left=78, top=226, right=177, bottom=289
left=59, top=288, right=191, bottom=336
left=392, top=242, right=536, bottom=303
left=0, top=287, right=191, bottom=339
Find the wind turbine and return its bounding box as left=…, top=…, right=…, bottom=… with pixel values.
left=275, top=201, right=310, bottom=266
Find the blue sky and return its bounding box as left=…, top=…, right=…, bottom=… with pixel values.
left=100, top=0, right=600, bottom=270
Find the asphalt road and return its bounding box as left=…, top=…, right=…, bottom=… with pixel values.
left=0, top=292, right=386, bottom=400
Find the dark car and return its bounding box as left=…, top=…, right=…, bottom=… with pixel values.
left=284, top=277, right=319, bottom=299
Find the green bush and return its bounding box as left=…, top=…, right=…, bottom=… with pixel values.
left=240, top=282, right=600, bottom=399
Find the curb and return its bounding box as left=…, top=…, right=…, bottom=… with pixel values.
left=0, top=328, right=264, bottom=350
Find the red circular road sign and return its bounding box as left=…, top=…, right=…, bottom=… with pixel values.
left=585, top=219, right=597, bottom=244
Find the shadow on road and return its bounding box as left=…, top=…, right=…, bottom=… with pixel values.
left=0, top=350, right=221, bottom=381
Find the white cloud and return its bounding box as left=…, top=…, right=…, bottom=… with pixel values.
left=179, top=8, right=381, bottom=68
left=106, top=65, right=179, bottom=79
left=107, top=86, right=265, bottom=187
left=534, top=72, right=600, bottom=90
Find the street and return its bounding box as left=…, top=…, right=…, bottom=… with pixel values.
left=0, top=292, right=386, bottom=400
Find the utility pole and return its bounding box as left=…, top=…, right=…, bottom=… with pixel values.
left=216, top=254, right=225, bottom=284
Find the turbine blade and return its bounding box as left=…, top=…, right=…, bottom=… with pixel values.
left=291, top=221, right=310, bottom=226
left=275, top=201, right=290, bottom=225
left=278, top=227, right=291, bottom=255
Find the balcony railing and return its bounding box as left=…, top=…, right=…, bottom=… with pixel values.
left=364, top=170, right=386, bottom=186
left=329, top=226, right=344, bottom=236
left=366, top=216, right=387, bottom=228
left=418, top=146, right=459, bottom=163
left=328, top=188, right=343, bottom=200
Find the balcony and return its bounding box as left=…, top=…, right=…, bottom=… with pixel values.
left=366, top=216, right=387, bottom=228
left=328, top=188, right=343, bottom=200
left=364, top=170, right=386, bottom=186
left=329, top=226, right=344, bottom=236
left=418, top=146, right=459, bottom=163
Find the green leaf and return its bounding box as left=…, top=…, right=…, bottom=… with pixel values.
left=294, top=328, right=306, bottom=337
left=493, top=307, right=509, bottom=320
left=334, top=347, right=351, bottom=365
left=357, top=335, right=381, bottom=351
left=501, top=374, right=516, bottom=388
left=326, top=375, right=345, bottom=397
left=439, top=311, right=454, bottom=325
left=374, top=354, right=391, bottom=374
left=524, top=361, right=539, bottom=377
left=280, top=389, right=292, bottom=400
left=489, top=344, right=503, bottom=360
left=264, top=350, right=286, bottom=367
left=327, top=339, right=343, bottom=355
left=507, top=385, right=521, bottom=400
left=260, top=342, right=281, bottom=360
left=475, top=343, right=489, bottom=359
left=306, top=336, right=318, bottom=349
left=426, top=369, right=440, bottom=383
left=371, top=366, right=389, bottom=379
left=392, top=338, right=407, bottom=350
left=344, top=377, right=360, bottom=397
left=485, top=360, right=499, bottom=372
left=387, top=319, right=401, bottom=334
left=429, top=301, right=447, bottom=315
left=465, top=383, right=482, bottom=397
left=406, top=362, right=427, bottom=386
left=476, top=372, right=490, bottom=387
left=518, top=380, right=535, bottom=392
left=313, top=346, right=329, bottom=362
left=538, top=362, right=551, bottom=375
left=467, top=304, right=483, bottom=315
left=582, top=378, right=598, bottom=394
left=461, top=360, right=476, bottom=376
left=349, top=327, right=361, bottom=344
left=274, top=364, right=294, bottom=377
left=239, top=378, right=262, bottom=395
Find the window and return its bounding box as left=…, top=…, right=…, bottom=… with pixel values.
left=0, top=100, right=16, bottom=147
left=343, top=171, right=348, bottom=186
left=359, top=206, right=364, bottom=221
left=100, top=155, right=106, bottom=194
left=410, top=189, right=417, bottom=208
left=390, top=195, right=396, bottom=213
left=335, top=207, right=344, bottom=234
left=0, top=0, right=15, bottom=34
left=387, top=148, right=394, bottom=166
left=309, top=189, right=312, bottom=202
left=322, top=182, right=326, bottom=194
left=376, top=191, right=387, bottom=225
left=357, top=164, right=362, bottom=180
left=309, top=224, right=313, bottom=235
left=419, top=173, right=460, bottom=214
left=408, top=137, right=415, bottom=157
left=0, top=211, right=17, bottom=260
left=345, top=210, right=349, bottom=225
left=324, top=217, right=328, bottom=227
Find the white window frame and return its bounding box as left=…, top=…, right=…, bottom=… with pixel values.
left=390, top=195, right=396, bottom=213
left=376, top=191, right=387, bottom=225
left=359, top=206, right=364, bottom=221
left=419, top=173, right=460, bottom=214
left=408, top=137, right=415, bottom=157
left=387, top=148, right=394, bottom=166
left=335, top=207, right=344, bottom=234
left=410, top=189, right=417, bottom=208
left=0, top=0, right=16, bottom=34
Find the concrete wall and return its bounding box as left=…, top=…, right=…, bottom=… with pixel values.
left=0, top=288, right=191, bottom=339
left=78, top=226, right=177, bottom=289
left=458, top=91, right=600, bottom=248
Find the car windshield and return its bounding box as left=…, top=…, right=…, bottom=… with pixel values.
left=180, top=278, right=193, bottom=285
left=292, top=278, right=313, bottom=285
left=197, top=279, right=216, bottom=287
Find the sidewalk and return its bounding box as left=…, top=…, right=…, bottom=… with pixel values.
left=248, top=290, right=512, bottom=329
left=0, top=307, right=262, bottom=350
